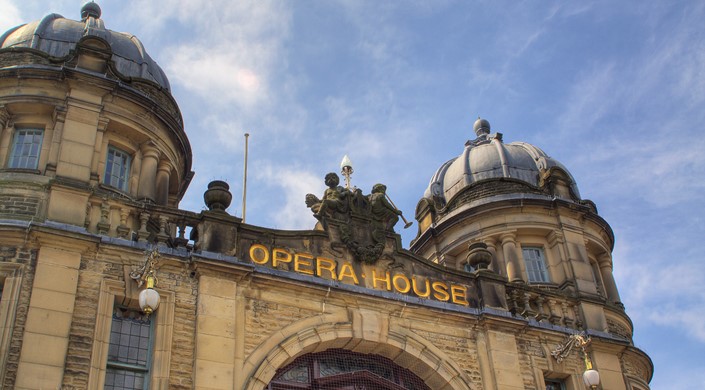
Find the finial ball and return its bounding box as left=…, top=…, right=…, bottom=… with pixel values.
left=81, top=1, right=102, bottom=20
left=473, top=117, right=491, bottom=136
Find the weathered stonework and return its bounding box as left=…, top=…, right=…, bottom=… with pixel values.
left=0, top=4, right=652, bottom=390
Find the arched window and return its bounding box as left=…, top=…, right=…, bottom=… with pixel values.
left=269, top=349, right=431, bottom=390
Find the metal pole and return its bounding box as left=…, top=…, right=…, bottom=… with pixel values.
left=242, top=133, right=249, bottom=223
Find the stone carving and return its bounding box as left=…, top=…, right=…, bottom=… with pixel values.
left=305, top=173, right=404, bottom=264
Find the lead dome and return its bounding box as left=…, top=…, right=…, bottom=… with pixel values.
left=0, top=2, right=170, bottom=90
left=413, top=118, right=594, bottom=246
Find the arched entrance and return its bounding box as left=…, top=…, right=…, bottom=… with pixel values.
left=268, top=349, right=431, bottom=390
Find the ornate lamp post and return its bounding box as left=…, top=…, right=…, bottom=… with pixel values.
left=340, top=155, right=353, bottom=189
left=130, top=248, right=161, bottom=317
left=551, top=333, right=601, bottom=389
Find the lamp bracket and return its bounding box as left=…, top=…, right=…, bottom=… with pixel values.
left=130, top=247, right=160, bottom=288
left=551, top=333, right=591, bottom=363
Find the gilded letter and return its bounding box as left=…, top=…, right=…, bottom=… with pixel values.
left=372, top=269, right=392, bottom=291
left=295, top=253, right=314, bottom=275
left=432, top=281, right=450, bottom=301
left=412, top=277, right=431, bottom=298
left=338, top=262, right=360, bottom=284
left=272, top=248, right=292, bottom=268
left=249, top=244, right=269, bottom=265
left=392, top=273, right=411, bottom=293
left=316, top=257, right=337, bottom=280
left=451, top=285, right=469, bottom=306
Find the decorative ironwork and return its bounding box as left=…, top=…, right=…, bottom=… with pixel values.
left=550, top=333, right=591, bottom=363
left=130, top=247, right=160, bottom=288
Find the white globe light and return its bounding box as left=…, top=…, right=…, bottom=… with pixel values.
left=340, top=154, right=353, bottom=170
left=583, top=369, right=600, bottom=388
left=139, top=288, right=160, bottom=315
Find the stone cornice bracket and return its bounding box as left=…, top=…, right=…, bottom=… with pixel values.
left=52, top=105, right=67, bottom=124
left=97, top=117, right=110, bottom=132
left=547, top=230, right=564, bottom=247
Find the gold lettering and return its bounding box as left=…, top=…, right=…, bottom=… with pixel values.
left=372, top=269, right=392, bottom=291
left=272, top=248, right=292, bottom=268
left=249, top=244, right=269, bottom=265
left=412, top=277, right=431, bottom=298
left=338, top=262, right=360, bottom=284
left=432, top=282, right=450, bottom=301
left=392, top=273, right=411, bottom=293
left=451, top=285, right=469, bottom=306
left=295, top=253, right=314, bottom=275
left=316, top=257, right=337, bottom=280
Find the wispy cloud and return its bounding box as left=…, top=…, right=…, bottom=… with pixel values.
left=255, top=162, right=323, bottom=230
left=0, top=0, right=21, bottom=31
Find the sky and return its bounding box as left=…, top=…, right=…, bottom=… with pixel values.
left=2, top=0, right=704, bottom=388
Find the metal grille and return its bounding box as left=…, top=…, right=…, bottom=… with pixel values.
left=269, top=349, right=431, bottom=390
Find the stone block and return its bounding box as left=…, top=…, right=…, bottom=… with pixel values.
left=28, top=288, right=76, bottom=313
left=199, top=276, right=237, bottom=298
left=196, top=333, right=235, bottom=364
left=33, top=263, right=78, bottom=294
left=194, top=359, right=234, bottom=389
left=198, top=294, right=235, bottom=317
left=24, top=308, right=73, bottom=337
left=196, top=315, right=235, bottom=338
left=19, top=332, right=69, bottom=366
left=14, top=362, right=64, bottom=389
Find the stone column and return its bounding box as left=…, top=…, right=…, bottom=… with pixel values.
left=0, top=105, right=12, bottom=167
left=501, top=232, right=524, bottom=283
left=137, top=142, right=160, bottom=202
left=598, top=254, right=622, bottom=306
left=155, top=160, right=172, bottom=206
left=483, top=237, right=502, bottom=275
left=90, top=118, right=109, bottom=184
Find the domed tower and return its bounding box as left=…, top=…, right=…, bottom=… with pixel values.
left=412, top=118, right=652, bottom=389
left=0, top=2, right=192, bottom=227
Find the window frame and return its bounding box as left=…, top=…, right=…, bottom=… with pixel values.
left=7, top=127, right=44, bottom=170
left=104, top=306, right=156, bottom=390
left=104, top=145, right=132, bottom=192
left=88, top=279, right=174, bottom=390
left=522, top=246, right=551, bottom=283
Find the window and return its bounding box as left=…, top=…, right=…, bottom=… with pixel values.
left=104, top=307, right=153, bottom=390
left=522, top=247, right=550, bottom=283
left=545, top=379, right=566, bottom=390
left=8, top=128, right=43, bottom=169
left=104, top=146, right=131, bottom=191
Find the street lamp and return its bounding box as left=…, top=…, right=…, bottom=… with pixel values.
left=551, top=333, right=600, bottom=389
left=340, top=155, right=353, bottom=189
left=130, top=248, right=161, bottom=317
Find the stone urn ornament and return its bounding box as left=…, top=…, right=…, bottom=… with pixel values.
left=466, top=242, right=493, bottom=271
left=203, top=180, right=232, bottom=212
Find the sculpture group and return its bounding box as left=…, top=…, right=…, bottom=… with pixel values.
left=305, top=173, right=405, bottom=263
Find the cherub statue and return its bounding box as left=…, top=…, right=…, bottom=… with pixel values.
left=305, top=173, right=348, bottom=218
left=367, top=183, right=402, bottom=230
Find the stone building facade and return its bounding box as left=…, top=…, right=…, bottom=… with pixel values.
left=0, top=3, right=652, bottom=390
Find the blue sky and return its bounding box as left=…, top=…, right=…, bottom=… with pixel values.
left=2, top=1, right=704, bottom=388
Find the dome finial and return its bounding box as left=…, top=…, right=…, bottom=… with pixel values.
left=81, top=1, right=102, bottom=20
left=473, top=116, right=491, bottom=137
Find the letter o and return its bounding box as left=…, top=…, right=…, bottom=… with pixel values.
left=392, top=273, right=411, bottom=293
left=249, top=244, right=270, bottom=265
